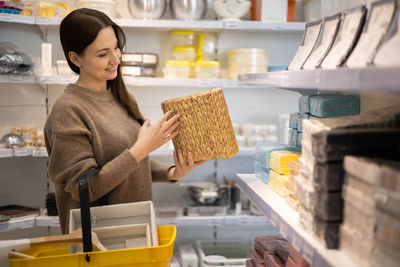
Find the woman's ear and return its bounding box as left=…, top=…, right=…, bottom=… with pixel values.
left=68, top=51, right=81, bottom=68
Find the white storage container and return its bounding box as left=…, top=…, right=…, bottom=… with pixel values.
left=198, top=32, right=218, bottom=61
left=56, top=60, right=73, bottom=76
left=178, top=243, right=199, bottom=267
left=228, top=48, right=268, bottom=79
left=76, top=0, right=116, bottom=18
left=121, top=53, right=158, bottom=66
left=261, top=0, right=288, bottom=22
left=172, top=47, right=197, bottom=62
left=170, top=31, right=195, bottom=47
left=195, top=60, right=220, bottom=79
left=163, top=60, right=191, bottom=78
left=196, top=239, right=251, bottom=266
left=121, top=65, right=156, bottom=77
left=69, top=200, right=158, bottom=246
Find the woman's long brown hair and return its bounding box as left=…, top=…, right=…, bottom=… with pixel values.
left=59, top=8, right=144, bottom=125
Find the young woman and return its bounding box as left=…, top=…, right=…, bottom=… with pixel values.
left=44, top=8, right=204, bottom=234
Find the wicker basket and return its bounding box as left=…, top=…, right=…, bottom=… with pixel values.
left=161, top=88, right=238, bottom=162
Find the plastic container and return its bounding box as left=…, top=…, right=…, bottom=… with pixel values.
left=261, top=0, right=288, bottom=22
left=228, top=48, right=268, bottom=79
left=9, top=225, right=176, bottom=267
left=76, top=0, right=116, bottom=17
left=37, top=2, right=57, bottom=17
left=121, top=53, right=158, bottom=66
left=172, top=47, right=196, bottom=62
left=196, top=239, right=251, bottom=266
left=195, top=60, right=220, bottom=79
left=56, top=60, right=73, bottom=76
left=198, top=32, right=218, bottom=61
left=121, top=65, right=156, bottom=77
left=163, top=60, right=191, bottom=78
left=170, top=31, right=195, bottom=47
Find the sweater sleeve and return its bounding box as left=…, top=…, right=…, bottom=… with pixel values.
left=150, top=159, right=174, bottom=182
left=45, top=107, right=140, bottom=203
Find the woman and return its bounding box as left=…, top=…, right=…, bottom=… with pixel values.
left=44, top=8, right=204, bottom=234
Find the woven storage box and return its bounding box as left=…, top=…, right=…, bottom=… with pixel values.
left=161, top=88, right=238, bottom=162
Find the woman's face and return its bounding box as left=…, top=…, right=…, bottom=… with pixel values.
left=77, top=26, right=121, bottom=83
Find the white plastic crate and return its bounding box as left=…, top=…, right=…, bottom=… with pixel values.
left=196, top=239, right=251, bottom=267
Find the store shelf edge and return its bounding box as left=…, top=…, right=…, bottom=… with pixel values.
left=236, top=173, right=358, bottom=267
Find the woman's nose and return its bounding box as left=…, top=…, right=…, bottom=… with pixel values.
left=111, top=51, right=120, bottom=65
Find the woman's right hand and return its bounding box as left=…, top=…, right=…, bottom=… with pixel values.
left=130, top=111, right=180, bottom=162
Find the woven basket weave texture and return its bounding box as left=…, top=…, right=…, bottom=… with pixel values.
left=161, top=88, right=238, bottom=162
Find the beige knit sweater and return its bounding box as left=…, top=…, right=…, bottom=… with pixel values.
left=44, top=83, right=172, bottom=234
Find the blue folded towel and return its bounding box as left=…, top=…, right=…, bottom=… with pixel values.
left=297, top=113, right=319, bottom=132
left=289, top=112, right=299, bottom=129
left=299, top=94, right=316, bottom=114
left=289, top=129, right=298, bottom=147
left=310, top=95, right=360, bottom=118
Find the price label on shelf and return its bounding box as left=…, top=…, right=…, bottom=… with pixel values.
left=13, top=147, right=32, bottom=157
left=8, top=75, right=22, bottom=81
left=224, top=21, right=240, bottom=29
left=0, top=149, right=12, bottom=158
left=280, top=222, right=288, bottom=238
left=270, top=211, right=278, bottom=227
left=0, top=13, right=12, bottom=22
left=32, top=147, right=48, bottom=157
left=20, top=219, right=35, bottom=229
left=291, top=232, right=302, bottom=251
left=302, top=242, right=314, bottom=264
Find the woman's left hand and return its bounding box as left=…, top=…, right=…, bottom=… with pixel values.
left=168, top=150, right=206, bottom=182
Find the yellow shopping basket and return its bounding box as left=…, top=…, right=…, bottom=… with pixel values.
left=8, top=225, right=176, bottom=267
left=9, top=169, right=177, bottom=267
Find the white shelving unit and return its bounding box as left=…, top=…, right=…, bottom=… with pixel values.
left=2, top=214, right=270, bottom=233
left=0, top=147, right=254, bottom=159
left=0, top=215, right=36, bottom=232
left=236, top=174, right=358, bottom=267
left=0, top=13, right=305, bottom=32
left=238, top=67, right=400, bottom=93
left=0, top=147, right=48, bottom=158
left=0, top=75, right=256, bottom=88
left=33, top=214, right=270, bottom=229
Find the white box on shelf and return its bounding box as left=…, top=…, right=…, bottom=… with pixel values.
left=178, top=242, right=199, bottom=267
left=69, top=200, right=158, bottom=246
left=261, top=0, right=288, bottom=22
left=41, top=43, right=52, bottom=77
left=56, top=60, right=73, bottom=76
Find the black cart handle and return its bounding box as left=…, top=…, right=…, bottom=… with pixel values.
left=78, top=168, right=101, bottom=261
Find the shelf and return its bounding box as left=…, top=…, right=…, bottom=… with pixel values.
left=0, top=13, right=305, bottom=32
left=223, top=21, right=305, bottom=32
left=0, top=75, right=37, bottom=84
left=122, top=77, right=250, bottom=88
left=0, top=13, right=34, bottom=24
left=114, top=18, right=224, bottom=30
left=34, top=214, right=270, bottom=229
left=238, top=67, right=400, bottom=93
left=0, top=147, right=48, bottom=158
left=236, top=173, right=357, bottom=267
left=0, top=215, right=36, bottom=232
left=0, top=147, right=252, bottom=159
left=0, top=75, right=255, bottom=88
